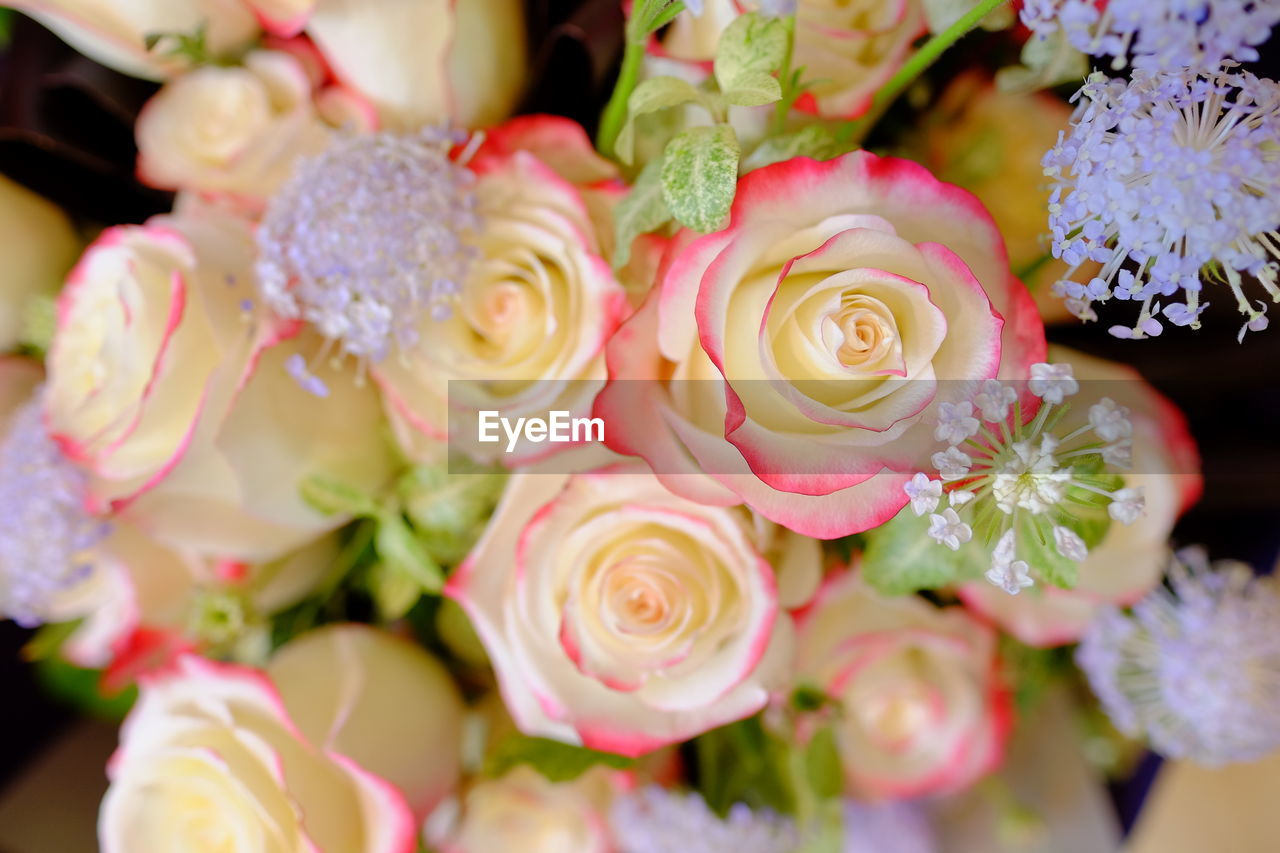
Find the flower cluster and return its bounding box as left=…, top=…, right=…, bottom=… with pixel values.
left=609, top=787, right=797, bottom=853
left=0, top=393, right=109, bottom=627
left=256, top=126, right=481, bottom=382
left=1044, top=67, right=1280, bottom=339
left=907, top=363, right=1144, bottom=595
left=1022, top=0, right=1280, bottom=73
left=1077, top=548, right=1280, bottom=765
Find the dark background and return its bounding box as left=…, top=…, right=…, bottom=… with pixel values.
left=2, top=0, right=1278, bottom=834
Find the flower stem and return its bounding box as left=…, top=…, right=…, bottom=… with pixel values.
left=839, top=0, right=1012, bottom=145
left=598, top=34, right=648, bottom=159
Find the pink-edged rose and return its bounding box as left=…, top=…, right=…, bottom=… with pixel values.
left=272, top=0, right=526, bottom=130
left=374, top=116, right=629, bottom=466
left=447, top=465, right=821, bottom=757
left=6, top=0, right=259, bottom=80
left=99, top=653, right=419, bottom=853
left=597, top=151, right=1045, bottom=539
left=136, top=50, right=330, bottom=205
left=658, top=0, right=925, bottom=119
left=958, top=346, right=1202, bottom=646
left=795, top=569, right=1011, bottom=799
left=45, top=203, right=264, bottom=511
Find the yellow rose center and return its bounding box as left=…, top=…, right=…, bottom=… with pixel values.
left=856, top=684, right=934, bottom=749
left=832, top=295, right=898, bottom=368
left=601, top=561, right=682, bottom=637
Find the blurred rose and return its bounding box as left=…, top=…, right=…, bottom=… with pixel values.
left=374, top=116, right=628, bottom=466
left=136, top=50, right=330, bottom=205
left=658, top=0, right=925, bottom=119
left=122, top=329, right=398, bottom=561
left=267, top=624, right=467, bottom=817
left=99, top=653, right=417, bottom=852
left=45, top=203, right=264, bottom=511
left=795, top=570, right=1010, bottom=799
left=438, top=766, right=616, bottom=853
left=957, top=346, right=1202, bottom=646
left=448, top=465, right=820, bottom=756
left=919, top=73, right=1094, bottom=321
left=298, top=0, right=526, bottom=129
left=6, top=0, right=259, bottom=80
left=597, top=151, right=1045, bottom=539
left=0, top=174, right=80, bottom=352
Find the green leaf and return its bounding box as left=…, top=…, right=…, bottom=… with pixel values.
left=804, top=727, right=843, bottom=800
left=661, top=125, right=740, bottom=233
left=300, top=474, right=380, bottom=518
left=485, top=734, right=634, bottom=782
left=399, top=462, right=505, bottom=564
left=34, top=658, right=137, bottom=721
left=722, top=70, right=783, bottom=107
left=23, top=619, right=84, bottom=662
left=613, top=158, right=673, bottom=268
left=861, top=508, right=986, bottom=596
left=741, top=124, right=845, bottom=172
left=367, top=561, right=424, bottom=621
left=617, top=76, right=706, bottom=164
left=375, top=514, right=444, bottom=594
left=714, top=12, right=789, bottom=94
left=694, top=716, right=795, bottom=817
left=996, top=29, right=1088, bottom=94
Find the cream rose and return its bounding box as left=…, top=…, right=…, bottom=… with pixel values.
left=121, top=328, right=398, bottom=561
left=46, top=203, right=263, bottom=511
left=267, top=624, right=467, bottom=817
left=0, top=174, right=80, bottom=351
left=290, top=0, right=526, bottom=129
left=447, top=465, right=820, bottom=756
left=659, top=0, right=925, bottom=118
left=439, top=766, right=615, bottom=853
left=99, top=646, right=441, bottom=852
left=597, top=151, right=1045, bottom=539
left=136, top=50, right=330, bottom=204
left=957, top=346, right=1202, bottom=646
left=6, top=0, right=259, bottom=80
left=795, top=569, right=1010, bottom=799
left=374, top=116, right=628, bottom=466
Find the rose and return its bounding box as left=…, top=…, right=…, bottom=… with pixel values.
left=374, top=116, right=629, bottom=466
left=278, top=0, right=526, bottom=130
left=918, top=72, right=1099, bottom=319
left=958, top=346, right=1202, bottom=646
left=597, top=151, right=1045, bottom=539
left=122, top=328, right=398, bottom=561
left=446, top=464, right=821, bottom=756
left=657, top=0, right=926, bottom=119
left=5, top=0, right=259, bottom=80
left=45, top=202, right=264, bottom=511
left=0, top=175, right=80, bottom=351
left=438, top=766, right=616, bottom=853
left=136, top=50, right=330, bottom=204
left=794, top=569, right=1011, bottom=799
left=99, top=631, right=464, bottom=853
left=266, top=624, right=467, bottom=817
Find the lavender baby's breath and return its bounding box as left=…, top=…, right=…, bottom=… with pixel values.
left=0, top=395, right=109, bottom=627
left=1077, top=548, right=1280, bottom=765
left=1044, top=67, right=1280, bottom=340
left=256, top=127, right=480, bottom=382
left=610, top=787, right=796, bottom=853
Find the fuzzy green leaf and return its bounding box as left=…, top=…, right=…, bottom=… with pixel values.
left=661, top=125, right=740, bottom=233
left=375, top=514, right=444, bottom=594
left=722, top=70, right=783, bottom=107
left=617, top=75, right=706, bottom=163
left=485, top=734, right=634, bottom=782
left=861, top=508, right=986, bottom=596
left=367, top=561, right=424, bottom=621
left=714, top=12, right=789, bottom=94
left=741, top=124, right=845, bottom=172
left=613, top=158, right=673, bottom=267
left=300, top=474, right=380, bottom=518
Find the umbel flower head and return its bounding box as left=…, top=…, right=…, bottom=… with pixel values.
left=1043, top=66, right=1280, bottom=341
left=0, top=394, right=110, bottom=627
left=905, top=363, right=1144, bottom=596
left=256, top=126, right=481, bottom=389
left=1021, top=0, right=1280, bottom=73
left=1077, top=548, right=1280, bottom=765
left=609, top=786, right=796, bottom=853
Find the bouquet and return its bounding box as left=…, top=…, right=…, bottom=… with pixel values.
left=0, top=0, right=1277, bottom=850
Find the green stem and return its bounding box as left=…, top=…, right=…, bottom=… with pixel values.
left=770, top=14, right=797, bottom=136
left=839, top=0, right=1012, bottom=145
left=597, top=34, right=648, bottom=159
